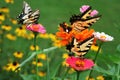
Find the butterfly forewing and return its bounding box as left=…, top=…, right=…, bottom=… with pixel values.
left=23, top=1, right=32, bottom=14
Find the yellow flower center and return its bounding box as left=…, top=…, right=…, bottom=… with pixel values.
left=75, top=60, right=85, bottom=67
left=100, top=35, right=106, bottom=39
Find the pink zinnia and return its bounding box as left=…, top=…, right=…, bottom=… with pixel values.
left=26, top=24, right=46, bottom=33
left=66, top=56, right=94, bottom=71
left=80, top=5, right=90, bottom=13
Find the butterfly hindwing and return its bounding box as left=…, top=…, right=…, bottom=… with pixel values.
left=71, top=36, right=94, bottom=56
left=80, top=6, right=92, bottom=19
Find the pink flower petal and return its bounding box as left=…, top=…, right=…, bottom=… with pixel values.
left=26, top=24, right=46, bottom=34
left=66, top=56, right=94, bottom=71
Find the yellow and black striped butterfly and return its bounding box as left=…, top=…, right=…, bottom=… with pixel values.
left=66, top=36, right=94, bottom=57
left=70, top=6, right=101, bottom=32
left=59, top=22, right=72, bottom=33
left=17, top=1, right=40, bottom=25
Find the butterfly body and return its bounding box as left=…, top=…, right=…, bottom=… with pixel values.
left=17, top=1, right=40, bottom=25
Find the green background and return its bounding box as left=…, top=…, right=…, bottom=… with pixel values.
left=0, top=0, right=120, bottom=80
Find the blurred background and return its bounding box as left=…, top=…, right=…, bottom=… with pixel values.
left=0, top=0, right=120, bottom=80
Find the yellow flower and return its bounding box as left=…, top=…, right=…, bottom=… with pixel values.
left=68, top=68, right=75, bottom=74
left=91, top=44, right=102, bottom=52
left=53, top=40, right=62, bottom=47
left=6, top=34, right=16, bottom=40
left=3, top=62, right=19, bottom=71
left=30, top=45, right=40, bottom=51
left=96, top=75, right=104, bottom=80
left=25, top=32, right=34, bottom=39
left=0, top=13, right=5, bottom=21
left=62, top=61, right=69, bottom=66
left=62, top=53, right=69, bottom=59
left=48, top=33, right=57, bottom=41
left=39, top=33, right=49, bottom=39
left=1, top=25, right=12, bottom=31
left=32, top=60, right=43, bottom=67
left=10, top=18, right=17, bottom=24
left=37, top=53, right=46, bottom=60
left=86, top=77, right=95, bottom=80
left=15, top=27, right=26, bottom=37
left=0, top=7, right=9, bottom=13
left=13, top=51, right=23, bottom=58
left=5, top=0, right=14, bottom=4
left=37, top=61, right=43, bottom=67
left=38, top=71, right=46, bottom=77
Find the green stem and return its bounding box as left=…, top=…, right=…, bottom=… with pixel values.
left=46, top=52, right=50, bottom=80
left=88, top=41, right=103, bottom=80
left=61, top=67, right=70, bottom=80
left=76, top=71, right=80, bottom=80
left=116, top=64, right=120, bottom=80
left=15, top=47, right=57, bottom=71
left=33, top=32, right=38, bottom=80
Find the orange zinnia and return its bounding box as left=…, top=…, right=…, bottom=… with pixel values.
left=56, top=27, right=73, bottom=45
left=74, top=29, right=94, bottom=42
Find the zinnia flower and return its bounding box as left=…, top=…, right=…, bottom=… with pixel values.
left=93, top=32, right=114, bottom=42
left=66, top=56, right=94, bottom=71
left=26, top=24, right=46, bottom=33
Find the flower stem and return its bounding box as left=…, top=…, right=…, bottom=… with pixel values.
left=61, top=67, right=70, bottom=80
left=33, top=32, right=39, bottom=80
left=88, top=41, right=103, bottom=80
left=15, top=47, right=57, bottom=71
left=76, top=71, right=80, bottom=80
left=46, top=52, right=50, bottom=80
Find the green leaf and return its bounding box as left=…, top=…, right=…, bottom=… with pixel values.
left=108, top=55, right=120, bottom=64
left=94, top=65, right=115, bottom=76
left=117, top=44, right=120, bottom=52
left=20, top=74, right=36, bottom=80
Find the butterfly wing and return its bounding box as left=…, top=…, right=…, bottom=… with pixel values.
left=70, top=6, right=101, bottom=32
left=59, top=22, right=72, bottom=33
left=71, top=16, right=101, bottom=32
left=23, top=10, right=40, bottom=24
left=17, top=1, right=40, bottom=24
left=71, top=36, right=94, bottom=56
left=23, top=1, right=32, bottom=14
left=80, top=6, right=92, bottom=19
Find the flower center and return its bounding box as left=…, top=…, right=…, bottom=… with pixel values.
left=100, top=35, right=106, bottom=39
left=12, top=62, right=17, bottom=66
left=75, top=60, right=85, bottom=67
left=32, top=26, right=39, bottom=31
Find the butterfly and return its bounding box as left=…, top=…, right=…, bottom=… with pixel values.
left=69, top=6, right=101, bottom=32
left=66, top=36, right=94, bottom=57
left=59, top=22, right=72, bottom=33
left=17, top=1, right=40, bottom=25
